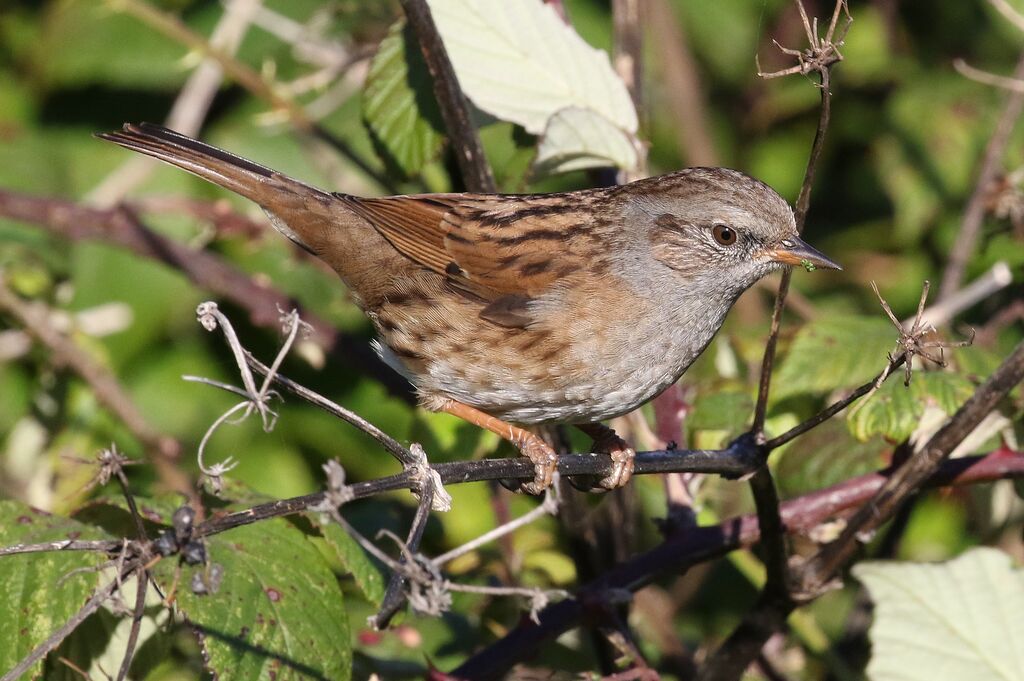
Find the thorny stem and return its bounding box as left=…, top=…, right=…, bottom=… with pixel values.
left=698, top=341, right=1024, bottom=681
left=712, top=5, right=847, bottom=679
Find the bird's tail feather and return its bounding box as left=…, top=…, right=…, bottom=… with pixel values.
left=97, top=122, right=322, bottom=205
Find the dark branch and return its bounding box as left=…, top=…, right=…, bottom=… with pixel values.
left=800, top=339, right=1024, bottom=588
left=452, top=450, right=1024, bottom=679
left=400, top=0, right=497, bottom=193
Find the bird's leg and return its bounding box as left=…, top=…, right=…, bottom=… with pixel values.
left=440, top=400, right=557, bottom=495
left=577, top=423, right=635, bottom=491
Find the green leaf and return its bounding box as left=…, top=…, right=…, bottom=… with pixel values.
left=687, top=392, right=753, bottom=432
left=847, top=371, right=975, bottom=442
left=362, top=19, right=446, bottom=176
left=774, top=420, right=887, bottom=497
left=532, top=106, right=639, bottom=176
left=0, top=501, right=115, bottom=679
left=773, top=316, right=896, bottom=400
left=854, top=548, right=1024, bottom=681
left=153, top=519, right=350, bottom=681
left=426, top=0, right=637, bottom=135
left=308, top=514, right=387, bottom=606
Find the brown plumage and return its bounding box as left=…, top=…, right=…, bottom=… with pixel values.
left=98, top=123, right=840, bottom=493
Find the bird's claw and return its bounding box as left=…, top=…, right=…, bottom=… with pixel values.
left=508, top=436, right=558, bottom=495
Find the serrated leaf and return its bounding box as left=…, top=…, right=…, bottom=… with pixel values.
left=426, top=0, right=637, bottom=135
left=775, top=419, right=888, bottom=497
left=308, top=514, right=387, bottom=607
left=533, top=106, right=639, bottom=176
left=854, top=548, right=1024, bottom=681
left=153, top=519, right=350, bottom=681
left=848, top=371, right=976, bottom=442
left=0, top=502, right=114, bottom=680
left=773, top=316, right=897, bottom=400
left=363, top=19, right=446, bottom=176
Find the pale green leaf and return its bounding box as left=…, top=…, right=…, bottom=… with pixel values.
left=426, top=0, right=637, bottom=135
left=154, top=519, right=350, bottom=681
left=847, top=371, right=975, bottom=442
left=854, top=548, right=1024, bottom=681
left=363, top=19, right=445, bottom=176
left=533, top=106, right=639, bottom=176
left=773, top=316, right=896, bottom=400
left=0, top=502, right=114, bottom=680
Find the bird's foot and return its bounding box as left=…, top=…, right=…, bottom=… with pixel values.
left=578, top=423, right=635, bottom=491
left=515, top=433, right=559, bottom=495
left=438, top=399, right=557, bottom=495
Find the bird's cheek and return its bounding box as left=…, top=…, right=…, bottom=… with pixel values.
left=650, top=240, right=702, bottom=279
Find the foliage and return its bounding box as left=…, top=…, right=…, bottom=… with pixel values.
left=854, top=548, right=1024, bottom=681
left=0, top=0, right=1022, bottom=679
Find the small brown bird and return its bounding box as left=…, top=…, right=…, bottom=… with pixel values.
left=99, top=123, right=839, bottom=493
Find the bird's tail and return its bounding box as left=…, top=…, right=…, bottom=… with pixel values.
left=97, top=122, right=333, bottom=251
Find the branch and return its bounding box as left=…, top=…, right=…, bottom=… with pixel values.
left=699, top=341, right=1024, bottom=681
left=400, top=0, right=496, bottom=193
left=452, top=450, right=1024, bottom=680
left=799, top=339, right=1024, bottom=588
left=940, top=53, right=1024, bottom=299
left=751, top=0, right=851, bottom=435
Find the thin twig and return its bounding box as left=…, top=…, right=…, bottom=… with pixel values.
left=116, top=570, right=149, bottom=681
left=90, top=0, right=263, bottom=205
left=989, top=0, right=1024, bottom=37
left=399, top=0, right=496, bottom=192
left=432, top=484, right=559, bottom=567
left=370, top=475, right=437, bottom=629
left=941, top=53, right=1024, bottom=299
left=245, top=353, right=416, bottom=466
left=109, top=0, right=396, bottom=193
left=751, top=64, right=835, bottom=434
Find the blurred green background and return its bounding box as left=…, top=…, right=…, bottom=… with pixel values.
left=0, top=0, right=1022, bottom=678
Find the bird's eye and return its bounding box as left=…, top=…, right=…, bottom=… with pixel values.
left=712, top=223, right=737, bottom=246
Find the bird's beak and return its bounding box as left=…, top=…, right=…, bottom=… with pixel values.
left=765, top=237, right=842, bottom=271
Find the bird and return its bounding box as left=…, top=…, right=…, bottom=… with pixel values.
left=98, top=122, right=840, bottom=494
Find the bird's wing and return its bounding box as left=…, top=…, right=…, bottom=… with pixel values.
left=337, top=192, right=607, bottom=326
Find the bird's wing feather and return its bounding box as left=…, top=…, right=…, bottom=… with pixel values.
left=337, top=192, right=606, bottom=321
